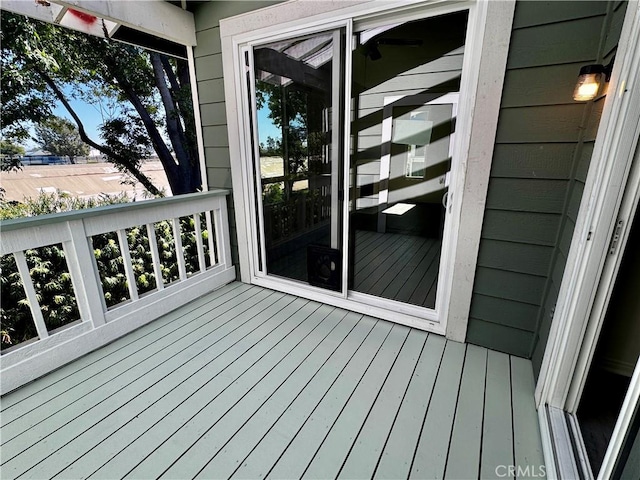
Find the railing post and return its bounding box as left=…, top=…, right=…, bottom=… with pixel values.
left=215, top=195, right=233, bottom=270
left=172, top=217, right=188, bottom=280
left=146, top=223, right=165, bottom=290
left=193, top=214, right=207, bottom=273
left=204, top=211, right=217, bottom=266
left=13, top=251, right=49, bottom=339
left=116, top=229, right=139, bottom=302
left=65, top=220, right=107, bottom=327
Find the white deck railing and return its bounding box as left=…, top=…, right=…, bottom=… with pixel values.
left=0, top=190, right=235, bottom=394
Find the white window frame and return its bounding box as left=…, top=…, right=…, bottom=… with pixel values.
left=534, top=2, right=640, bottom=478
left=220, top=0, right=514, bottom=340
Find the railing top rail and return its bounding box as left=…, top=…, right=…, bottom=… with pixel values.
left=0, top=190, right=230, bottom=233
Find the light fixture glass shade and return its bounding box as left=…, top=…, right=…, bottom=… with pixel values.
left=573, top=64, right=605, bottom=101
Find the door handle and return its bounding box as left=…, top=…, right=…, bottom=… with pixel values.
left=442, top=191, right=451, bottom=210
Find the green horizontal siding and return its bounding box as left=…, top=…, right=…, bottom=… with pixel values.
left=496, top=104, right=587, bottom=143
left=481, top=210, right=561, bottom=246
left=468, top=0, right=622, bottom=359
left=477, top=240, right=554, bottom=277
left=506, top=15, right=604, bottom=69
left=486, top=178, right=568, bottom=213
left=511, top=1, right=607, bottom=29
left=490, top=143, right=577, bottom=179
left=470, top=294, right=540, bottom=332
left=466, top=320, right=533, bottom=358
left=473, top=267, right=546, bottom=306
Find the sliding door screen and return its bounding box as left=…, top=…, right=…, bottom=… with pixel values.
left=249, top=29, right=346, bottom=290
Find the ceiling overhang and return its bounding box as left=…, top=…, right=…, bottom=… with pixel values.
left=1, top=0, right=196, bottom=58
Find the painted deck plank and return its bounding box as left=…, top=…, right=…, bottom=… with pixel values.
left=46, top=291, right=298, bottom=479
left=264, top=320, right=393, bottom=479
left=302, top=324, right=410, bottom=478
left=511, top=356, right=546, bottom=479
left=374, top=333, right=446, bottom=479
left=231, top=316, right=380, bottom=479
left=1, top=284, right=263, bottom=439
left=267, top=322, right=392, bottom=478
left=0, top=281, right=249, bottom=415
left=194, top=312, right=368, bottom=478
left=0, top=282, right=545, bottom=480
left=444, top=344, right=488, bottom=480
left=481, top=350, right=515, bottom=479
left=163, top=306, right=353, bottom=479
left=410, top=340, right=466, bottom=480
left=90, top=298, right=322, bottom=479
left=222, top=313, right=376, bottom=479
left=8, top=290, right=294, bottom=478
left=1, top=286, right=278, bottom=472
left=339, top=328, right=427, bottom=478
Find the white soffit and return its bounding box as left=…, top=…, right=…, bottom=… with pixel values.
left=1, top=0, right=196, bottom=46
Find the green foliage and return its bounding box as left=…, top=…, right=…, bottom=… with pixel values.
left=263, top=183, right=284, bottom=205
left=0, top=139, right=25, bottom=157
left=0, top=190, right=129, bottom=220
left=0, top=140, right=25, bottom=175
left=0, top=191, right=213, bottom=350
left=255, top=81, right=310, bottom=196
left=1, top=11, right=200, bottom=195
left=33, top=116, right=89, bottom=161
left=259, top=136, right=282, bottom=157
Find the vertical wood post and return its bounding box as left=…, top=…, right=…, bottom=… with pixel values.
left=172, top=217, right=188, bottom=280
left=65, top=220, right=107, bottom=327
left=215, top=196, right=233, bottom=270
left=146, top=223, right=165, bottom=291
left=13, top=251, right=49, bottom=339
left=117, top=228, right=139, bottom=301
left=193, top=213, right=207, bottom=273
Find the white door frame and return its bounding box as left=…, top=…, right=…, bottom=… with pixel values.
left=535, top=1, right=640, bottom=478
left=220, top=0, right=514, bottom=340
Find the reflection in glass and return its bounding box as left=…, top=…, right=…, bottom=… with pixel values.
left=349, top=11, right=468, bottom=309
left=252, top=30, right=345, bottom=288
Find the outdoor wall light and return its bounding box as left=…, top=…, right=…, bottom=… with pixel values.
left=573, top=58, right=614, bottom=102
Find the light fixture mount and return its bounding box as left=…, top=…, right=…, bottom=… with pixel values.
left=573, top=57, right=615, bottom=102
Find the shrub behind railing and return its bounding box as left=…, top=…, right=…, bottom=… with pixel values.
left=0, top=192, right=214, bottom=351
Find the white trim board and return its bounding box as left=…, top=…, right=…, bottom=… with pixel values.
left=219, top=0, right=514, bottom=340
left=534, top=1, right=640, bottom=478
left=1, top=0, right=196, bottom=46
left=535, top=0, right=640, bottom=410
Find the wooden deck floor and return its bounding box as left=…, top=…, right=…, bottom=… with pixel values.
left=0, top=282, right=544, bottom=480
left=270, top=230, right=441, bottom=309
left=353, top=231, right=441, bottom=309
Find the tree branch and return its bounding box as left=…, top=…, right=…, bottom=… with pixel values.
left=33, top=66, right=162, bottom=197
left=150, top=53, right=191, bottom=184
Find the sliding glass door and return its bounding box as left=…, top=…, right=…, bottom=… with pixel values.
left=248, top=29, right=346, bottom=290
left=243, top=8, right=470, bottom=321
left=348, top=12, right=467, bottom=310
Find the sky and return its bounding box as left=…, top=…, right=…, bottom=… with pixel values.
left=25, top=86, right=279, bottom=153
left=257, top=99, right=281, bottom=146
left=24, top=87, right=108, bottom=152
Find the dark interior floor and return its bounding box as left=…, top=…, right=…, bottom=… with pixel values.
left=577, top=369, right=631, bottom=475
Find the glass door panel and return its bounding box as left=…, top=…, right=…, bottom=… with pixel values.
left=250, top=29, right=345, bottom=290
left=348, top=11, right=468, bottom=310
